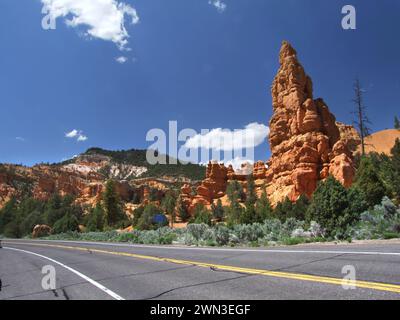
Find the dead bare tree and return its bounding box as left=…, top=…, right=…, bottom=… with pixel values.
left=352, top=78, right=372, bottom=156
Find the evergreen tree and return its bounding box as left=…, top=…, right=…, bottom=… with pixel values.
left=211, top=199, right=224, bottom=222
left=102, top=180, right=125, bottom=227
left=274, top=197, right=294, bottom=222
left=0, top=197, right=17, bottom=234
left=291, top=194, right=310, bottom=221
left=225, top=181, right=244, bottom=226
left=255, top=190, right=273, bottom=222
left=395, top=116, right=400, bottom=130
left=354, top=156, right=386, bottom=208
left=86, top=203, right=105, bottom=232
left=53, top=213, right=79, bottom=234
left=176, top=196, right=190, bottom=222
left=242, top=176, right=257, bottom=224
left=390, top=139, right=400, bottom=201
left=162, top=193, right=177, bottom=227
left=226, top=181, right=244, bottom=203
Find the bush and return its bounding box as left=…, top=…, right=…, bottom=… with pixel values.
left=306, top=177, right=366, bottom=237
left=345, top=196, right=400, bottom=240
left=187, top=223, right=209, bottom=241
left=190, top=204, right=212, bottom=225
left=53, top=213, right=79, bottom=234
left=214, top=225, right=230, bottom=246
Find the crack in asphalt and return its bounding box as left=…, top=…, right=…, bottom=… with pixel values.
left=271, top=253, right=348, bottom=272
left=62, top=288, right=70, bottom=300
left=144, top=273, right=253, bottom=300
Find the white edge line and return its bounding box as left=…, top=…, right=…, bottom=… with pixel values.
left=4, top=246, right=125, bottom=300
left=4, top=239, right=400, bottom=256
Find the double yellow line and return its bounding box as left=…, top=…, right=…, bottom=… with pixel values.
left=6, top=241, right=400, bottom=294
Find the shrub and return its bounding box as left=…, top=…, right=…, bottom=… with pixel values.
left=187, top=223, right=209, bottom=241
left=306, top=177, right=364, bottom=237
left=214, top=225, right=230, bottom=246
left=190, top=204, right=212, bottom=225
left=53, top=213, right=79, bottom=234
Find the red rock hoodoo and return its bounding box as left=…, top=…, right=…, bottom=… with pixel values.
left=265, top=41, right=356, bottom=205
left=182, top=41, right=358, bottom=210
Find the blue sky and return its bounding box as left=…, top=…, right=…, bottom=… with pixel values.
left=1, top=0, right=399, bottom=166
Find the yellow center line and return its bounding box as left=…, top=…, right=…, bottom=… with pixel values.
left=5, top=241, right=400, bottom=294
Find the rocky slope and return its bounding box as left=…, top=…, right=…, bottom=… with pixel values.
left=0, top=149, right=204, bottom=209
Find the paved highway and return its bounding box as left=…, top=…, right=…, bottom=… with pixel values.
left=1, top=239, right=400, bottom=300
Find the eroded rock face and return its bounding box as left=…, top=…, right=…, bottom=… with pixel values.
left=265, top=41, right=356, bottom=204
left=336, top=122, right=362, bottom=154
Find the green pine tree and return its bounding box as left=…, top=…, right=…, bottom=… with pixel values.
left=390, top=139, right=400, bottom=201
left=176, top=196, right=190, bottom=222
left=274, top=197, right=294, bottom=222
left=162, top=193, right=177, bottom=227
left=306, top=176, right=365, bottom=237
left=225, top=181, right=244, bottom=226
left=211, top=199, right=224, bottom=222
left=242, top=176, right=257, bottom=224
left=255, top=190, right=273, bottom=222
left=291, top=194, right=309, bottom=221
left=86, top=203, right=106, bottom=232
left=394, top=116, right=400, bottom=130
left=354, top=156, right=386, bottom=208
left=0, top=197, right=18, bottom=234
left=102, top=180, right=125, bottom=227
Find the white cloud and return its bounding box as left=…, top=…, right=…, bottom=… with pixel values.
left=115, top=56, right=128, bottom=64
left=65, top=129, right=79, bottom=138
left=77, top=134, right=88, bottom=142
left=15, top=137, right=26, bottom=142
left=224, top=157, right=254, bottom=171
left=184, top=122, right=269, bottom=151
left=41, top=0, right=139, bottom=50
left=65, top=129, right=88, bottom=142
left=208, top=0, right=227, bottom=13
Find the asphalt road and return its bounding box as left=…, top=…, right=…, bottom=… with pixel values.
left=1, top=239, right=400, bottom=300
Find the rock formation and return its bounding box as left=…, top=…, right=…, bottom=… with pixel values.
left=265, top=41, right=356, bottom=204
left=0, top=153, right=176, bottom=210
left=336, top=122, right=362, bottom=154
left=182, top=41, right=359, bottom=211
left=32, top=224, right=52, bottom=238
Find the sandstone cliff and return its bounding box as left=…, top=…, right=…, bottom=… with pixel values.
left=0, top=149, right=202, bottom=210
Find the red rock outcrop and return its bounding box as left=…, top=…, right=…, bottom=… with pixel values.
left=336, top=122, right=362, bottom=154
left=32, top=224, right=52, bottom=238
left=179, top=162, right=229, bottom=213
left=265, top=41, right=356, bottom=204
left=178, top=41, right=358, bottom=212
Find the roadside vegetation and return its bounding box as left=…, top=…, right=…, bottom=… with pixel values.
left=1, top=139, right=400, bottom=247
